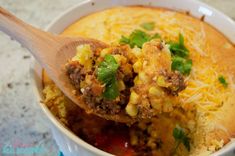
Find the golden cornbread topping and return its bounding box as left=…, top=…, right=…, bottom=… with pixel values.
left=43, top=6, right=235, bottom=156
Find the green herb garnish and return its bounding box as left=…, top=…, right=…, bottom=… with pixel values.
left=119, top=36, right=130, bottom=45
left=171, top=57, right=192, bottom=75
left=218, top=76, right=228, bottom=87
left=119, top=30, right=161, bottom=48
left=140, top=22, right=155, bottom=31
left=151, top=33, right=161, bottom=40
left=169, top=33, right=189, bottom=58
left=102, top=79, right=119, bottom=100
left=173, top=125, right=190, bottom=154
left=129, top=30, right=150, bottom=48
left=169, top=34, right=192, bottom=75
left=97, top=54, right=119, bottom=100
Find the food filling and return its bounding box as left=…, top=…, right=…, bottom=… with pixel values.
left=43, top=6, right=235, bottom=156
left=65, top=33, right=192, bottom=119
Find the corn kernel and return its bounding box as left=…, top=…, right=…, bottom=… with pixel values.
left=113, top=54, right=127, bottom=65
left=132, top=47, right=142, bottom=57
left=143, top=61, right=148, bottom=67
left=84, top=59, right=93, bottom=71
left=113, top=55, right=121, bottom=64
left=72, top=44, right=93, bottom=65
left=125, top=104, right=138, bottom=117
left=151, top=131, right=158, bottom=138
left=142, top=98, right=150, bottom=106
left=163, top=100, right=173, bottom=112
left=138, top=122, right=147, bottom=130
left=133, top=60, right=142, bottom=73
left=79, top=81, right=86, bottom=88
left=157, top=76, right=167, bottom=87
left=134, top=76, right=141, bottom=85
left=150, top=99, right=162, bottom=110
left=122, top=64, right=132, bottom=75
left=139, top=72, right=149, bottom=83
left=148, top=86, right=162, bottom=96
left=147, top=138, right=156, bottom=149
left=85, top=75, right=92, bottom=85
left=118, top=80, right=126, bottom=91
left=129, top=91, right=139, bottom=104
left=130, top=131, right=138, bottom=145
left=100, top=48, right=109, bottom=57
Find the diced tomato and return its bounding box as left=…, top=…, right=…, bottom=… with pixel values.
left=94, top=127, right=136, bottom=156
left=103, top=134, right=135, bottom=156
left=122, top=149, right=135, bottom=156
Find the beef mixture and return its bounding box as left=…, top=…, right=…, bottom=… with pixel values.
left=65, top=38, right=187, bottom=119
left=43, top=83, right=195, bottom=156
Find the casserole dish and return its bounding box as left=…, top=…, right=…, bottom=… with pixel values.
left=31, top=0, right=235, bottom=155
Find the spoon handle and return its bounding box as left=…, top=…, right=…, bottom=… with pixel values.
left=0, top=7, right=58, bottom=66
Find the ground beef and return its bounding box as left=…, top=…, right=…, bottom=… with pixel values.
left=130, top=125, right=162, bottom=156
left=82, top=88, right=123, bottom=114
left=81, top=75, right=132, bottom=115
left=65, top=61, right=85, bottom=90
left=66, top=44, right=186, bottom=118
left=160, top=70, right=186, bottom=96
left=65, top=46, right=135, bottom=115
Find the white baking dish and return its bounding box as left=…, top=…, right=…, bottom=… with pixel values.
left=31, top=0, right=235, bottom=155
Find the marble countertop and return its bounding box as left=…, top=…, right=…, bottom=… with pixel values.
left=0, top=0, right=234, bottom=156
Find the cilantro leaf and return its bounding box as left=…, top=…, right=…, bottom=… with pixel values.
left=169, top=34, right=192, bottom=75
left=119, top=30, right=161, bottom=48
left=140, top=22, right=155, bottom=31
left=151, top=33, right=161, bottom=40
left=97, top=54, right=119, bottom=100
left=182, top=136, right=190, bottom=151
left=102, top=78, right=119, bottom=100
left=218, top=76, right=228, bottom=87
left=169, top=43, right=189, bottom=58
left=169, top=34, right=189, bottom=58
left=98, top=54, right=119, bottom=83
left=173, top=126, right=185, bottom=140
left=173, top=125, right=191, bottom=152
left=179, top=33, right=184, bottom=46
left=171, top=57, right=192, bottom=75
left=129, top=30, right=151, bottom=48
left=120, top=35, right=130, bottom=45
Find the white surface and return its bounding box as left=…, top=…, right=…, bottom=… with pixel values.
left=0, top=0, right=235, bottom=156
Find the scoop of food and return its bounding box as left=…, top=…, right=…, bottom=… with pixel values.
left=65, top=33, right=191, bottom=120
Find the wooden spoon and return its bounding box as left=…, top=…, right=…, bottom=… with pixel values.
left=0, top=7, right=134, bottom=123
